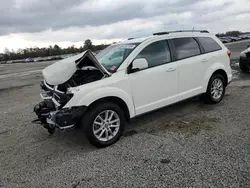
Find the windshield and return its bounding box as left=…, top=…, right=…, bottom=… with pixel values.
left=96, top=43, right=140, bottom=73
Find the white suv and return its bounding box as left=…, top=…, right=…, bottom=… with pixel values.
left=33, top=30, right=232, bottom=147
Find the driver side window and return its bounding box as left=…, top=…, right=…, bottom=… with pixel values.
left=136, top=40, right=171, bottom=68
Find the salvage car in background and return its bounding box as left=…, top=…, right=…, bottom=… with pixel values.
left=230, top=36, right=241, bottom=42
left=239, top=46, right=250, bottom=72
left=25, top=58, right=34, bottom=63
left=219, top=37, right=232, bottom=43
left=33, top=30, right=232, bottom=147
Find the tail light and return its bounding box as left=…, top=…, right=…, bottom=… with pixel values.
left=227, top=50, right=231, bottom=57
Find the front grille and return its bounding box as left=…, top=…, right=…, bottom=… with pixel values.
left=40, top=80, right=73, bottom=108
left=52, top=92, right=73, bottom=108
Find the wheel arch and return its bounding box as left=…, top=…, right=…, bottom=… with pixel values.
left=64, top=86, right=136, bottom=119
left=201, top=69, right=227, bottom=104
left=203, top=64, right=229, bottom=92
left=87, top=96, right=131, bottom=122
left=211, top=69, right=228, bottom=86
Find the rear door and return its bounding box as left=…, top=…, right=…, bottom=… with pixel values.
left=195, top=37, right=223, bottom=72
left=170, top=37, right=204, bottom=98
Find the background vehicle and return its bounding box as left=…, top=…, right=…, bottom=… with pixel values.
left=25, top=58, right=34, bottom=63
left=230, top=36, right=240, bottom=42
left=33, top=30, right=232, bottom=147
left=219, top=37, right=232, bottom=43
left=239, top=46, right=250, bottom=72
left=6, top=60, right=13, bottom=64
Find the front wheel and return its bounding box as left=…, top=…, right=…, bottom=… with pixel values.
left=82, top=102, right=125, bottom=147
left=201, top=74, right=226, bottom=104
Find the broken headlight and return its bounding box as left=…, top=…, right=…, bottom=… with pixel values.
left=52, top=92, right=74, bottom=108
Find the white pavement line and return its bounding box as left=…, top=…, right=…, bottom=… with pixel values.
left=225, top=39, right=250, bottom=46
left=0, top=69, right=42, bottom=79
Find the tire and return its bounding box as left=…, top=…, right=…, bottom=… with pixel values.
left=201, top=74, right=226, bottom=104
left=239, top=61, right=248, bottom=73
left=82, top=101, right=125, bottom=148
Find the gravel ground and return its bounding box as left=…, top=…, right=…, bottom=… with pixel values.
left=1, top=43, right=250, bottom=187
left=225, top=39, right=250, bottom=60
left=0, top=66, right=250, bottom=187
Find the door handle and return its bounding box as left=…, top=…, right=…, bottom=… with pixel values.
left=202, top=59, right=208, bottom=63
left=166, top=67, right=176, bottom=72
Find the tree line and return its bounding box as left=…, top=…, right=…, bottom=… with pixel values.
left=0, top=39, right=110, bottom=61
left=215, top=30, right=248, bottom=37
left=1, top=30, right=249, bottom=61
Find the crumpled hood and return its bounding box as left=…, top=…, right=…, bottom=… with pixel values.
left=42, top=50, right=110, bottom=85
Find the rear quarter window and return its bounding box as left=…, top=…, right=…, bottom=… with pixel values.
left=171, top=37, right=201, bottom=60
left=196, top=37, right=222, bottom=53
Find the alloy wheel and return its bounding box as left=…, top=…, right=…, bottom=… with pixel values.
left=211, top=78, right=224, bottom=100
left=93, top=110, right=120, bottom=142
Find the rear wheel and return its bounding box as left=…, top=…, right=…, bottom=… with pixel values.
left=82, top=101, right=125, bottom=147
left=201, top=74, right=225, bottom=104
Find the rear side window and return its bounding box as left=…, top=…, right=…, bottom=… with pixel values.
left=197, top=37, right=222, bottom=53
left=172, top=38, right=201, bottom=60
left=136, top=40, right=171, bottom=68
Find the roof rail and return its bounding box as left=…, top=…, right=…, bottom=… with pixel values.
left=153, top=30, right=209, bottom=35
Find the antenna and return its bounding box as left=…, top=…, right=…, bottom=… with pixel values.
left=192, top=27, right=195, bottom=32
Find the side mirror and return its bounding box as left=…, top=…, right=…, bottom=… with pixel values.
left=130, top=58, right=148, bottom=73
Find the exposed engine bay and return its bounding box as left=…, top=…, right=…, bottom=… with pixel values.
left=43, top=67, right=104, bottom=92
left=32, top=50, right=109, bottom=134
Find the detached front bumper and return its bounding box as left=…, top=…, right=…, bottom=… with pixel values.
left=32, top=80, right=87, bottom=133
left=33, top=100, right=87, bottom=131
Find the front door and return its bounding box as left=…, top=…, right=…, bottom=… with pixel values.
left=129, top=40, right=178, bottom=115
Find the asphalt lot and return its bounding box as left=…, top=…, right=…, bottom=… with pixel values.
left=225, top=39, right=250, bottom=60
left=0, top=41, right=250, bottom=187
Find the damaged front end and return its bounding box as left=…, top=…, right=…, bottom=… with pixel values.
left=32, top=83, right=87, bottom=134
left=32, top=50, right=109, bottom=134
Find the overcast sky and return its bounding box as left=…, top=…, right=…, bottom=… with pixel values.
left=0, top=0, right=250, bottom=52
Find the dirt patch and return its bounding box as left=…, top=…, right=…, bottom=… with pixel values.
left=197, top=104, right=215, bottom=112
left=160, top=158, right=171, bottom=164
left=149, top=116, right=220, bottom=138
left=123, top=130, right=138, bottom=137
left=0, top=130, right=9, bottom=135
left=71, top=177, right=92, bottom=188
